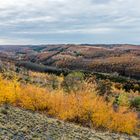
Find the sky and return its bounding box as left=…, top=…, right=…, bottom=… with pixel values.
left=0, top=0, right=140, bottom=45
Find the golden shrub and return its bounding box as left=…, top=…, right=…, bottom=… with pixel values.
left=0, top=75, right=20, bottom=104
left=0, top=75, right=138, bottom=134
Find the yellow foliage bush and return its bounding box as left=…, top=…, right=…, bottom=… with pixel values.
left=0, top=75, right=139, bottom=134
left=0, top=75, right=20, bottom=104
left=19, top=84, right=50, bottom=111
left=108, top=107, right=138, bottom=134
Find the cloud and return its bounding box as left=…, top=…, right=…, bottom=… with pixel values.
left=0, top=37, right=36, bottom=45
left=0, top=0, right=140, bottom=44
left=13, top=27, right=113, bottom=35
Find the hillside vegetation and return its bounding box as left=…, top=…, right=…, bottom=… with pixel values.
left=0, top=44, right=140, bottom=79
left=0, top=44, right=140, bottom=138
left=0, top=72, right=139, bottom=135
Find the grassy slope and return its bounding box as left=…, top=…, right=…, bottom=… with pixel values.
left=0, top=106, right=139, bottom=140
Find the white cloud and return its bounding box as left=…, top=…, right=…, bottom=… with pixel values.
left=0, top=0, right=140, bottom=44
left=13, top=27, right=113, bottom=35
left=0, top=37, right=36, bottom=45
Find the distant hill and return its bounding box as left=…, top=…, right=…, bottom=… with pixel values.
left=0, top=44, right=140, bottom=79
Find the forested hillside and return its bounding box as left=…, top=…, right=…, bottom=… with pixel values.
left=0, top=44, right=140, bottom=79
left=0, top=45, right=140, bottom=139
